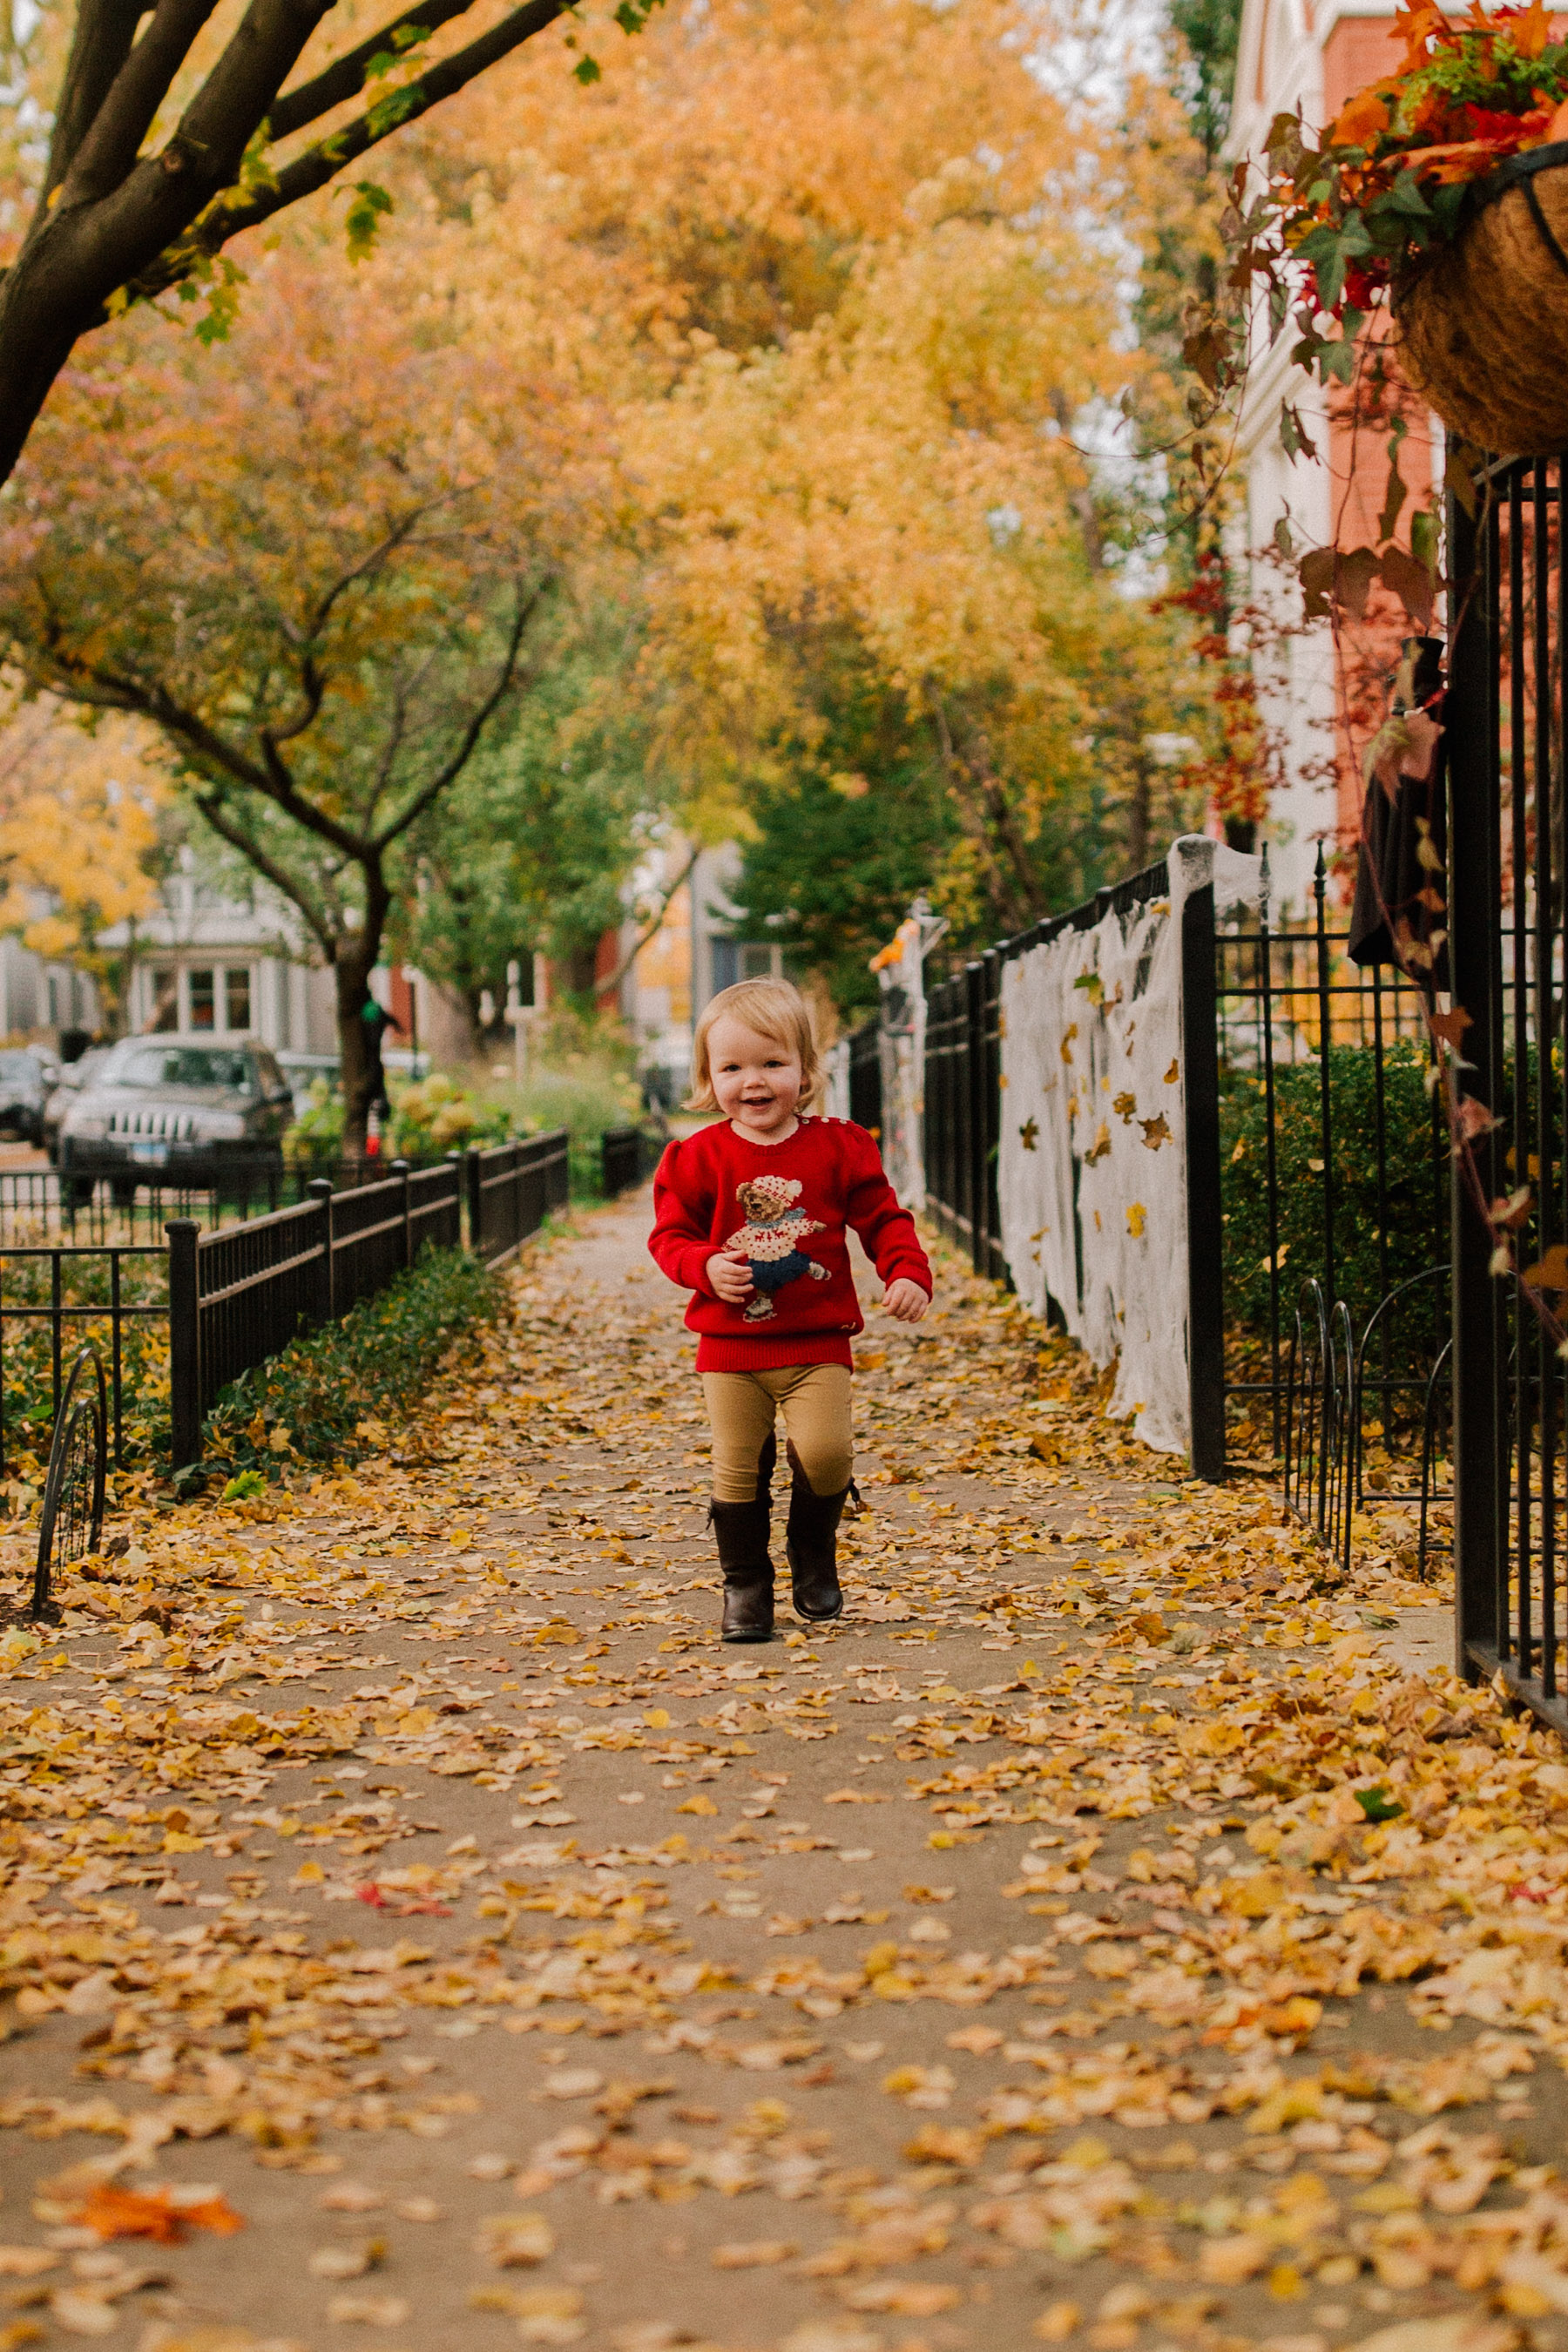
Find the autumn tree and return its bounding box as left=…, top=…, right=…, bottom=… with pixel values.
left=0, top=254, right=584, bottom=1150
left=0, top=691, right=167, bottom=1027
left=0, top=0, right=662, bottom=484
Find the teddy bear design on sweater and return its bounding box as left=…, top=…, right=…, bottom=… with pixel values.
left=725, top=1174, right=831, bottom=1322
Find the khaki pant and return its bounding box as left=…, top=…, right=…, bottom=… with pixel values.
left=701, top=1363, right=854, bottom=1502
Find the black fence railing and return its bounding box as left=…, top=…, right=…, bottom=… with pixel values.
left=920, top=858, right=1455, bottom=1570
left=0, top=1151, right=462, bottom=1248
left=0, top=1245, right=166, bottom=1479
left=470, top=1132, right=571, bottom=1259
left=848, top=1024, right=883, bottom=1137
left=1447, top=458, right=1568, bottom=1735
left=166, top=1137, right=567, bottom=1465
left=599, top=1125, right=666, bottom=1200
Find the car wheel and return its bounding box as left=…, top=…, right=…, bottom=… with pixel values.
left=60, top=1177, right=94, bottom=1211
left=111, top=1179, right=138, bottom=1208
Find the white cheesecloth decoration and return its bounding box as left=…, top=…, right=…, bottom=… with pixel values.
left=997, top=836, right=1261, bottom=1456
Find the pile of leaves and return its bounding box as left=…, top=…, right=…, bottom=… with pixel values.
left=0, top=1223, right=1549, bottom=2346
left=197, top=1244, right=502, bottom=1487
left=1230, top=0, right=1568, bottom=393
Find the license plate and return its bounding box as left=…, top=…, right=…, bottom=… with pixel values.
left=130, top=1142, right=170, bottom=1167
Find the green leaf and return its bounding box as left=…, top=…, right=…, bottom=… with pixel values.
left=365, top=82, right=423, bottom=137
left=1317, top=336, right=1357, bottom=385
left=1383, top=167, right=1433, bottom=220
left=1353, top=1785, right=1403, bottom=1822
left=573, top=52, right=602, bottom=81
left=344, top=179, right=395, bottom=263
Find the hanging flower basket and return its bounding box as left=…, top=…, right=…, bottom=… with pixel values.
left=1393, top=140, right=1568, bottom=453
left=1225, top=2, right=1568, bottom=457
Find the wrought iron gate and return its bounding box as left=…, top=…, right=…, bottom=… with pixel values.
left=1448, top=462, right=1568, bottom=1732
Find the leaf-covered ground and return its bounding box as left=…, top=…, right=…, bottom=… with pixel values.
left=0, top=1196, right=1558, bottom=2352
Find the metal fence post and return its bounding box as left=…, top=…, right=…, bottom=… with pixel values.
left=307, top=1178, right=335, bottom=1324
left=166, top=1219, right=202, bottom=1470
left=963, top=960, right=986, bottom=1273
left=1181, top=882, right=1227, bottom=1482
left=392, top=1158, right=412, bottom=1271
left=1447, top=481, right=1504, bottom=1683
left=982, top=948, right=1003, bottom=1284
left=464, top=1148, right=483, bottom=1256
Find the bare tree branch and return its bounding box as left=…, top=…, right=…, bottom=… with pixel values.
left=193, top=787, right=339, bottom=957
left=44, top=0, right=152, bottom=196
left=266, top=0, right=482, bottom=139
left=372, top=577, right=548, bottom=850
left=140, top=0, right=568, bottom=282
left=597, top=839, right=700, bottom=997
left=57, top=0, right=223, bottom=209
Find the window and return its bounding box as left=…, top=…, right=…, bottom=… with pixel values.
left=222, top=967, right=252, bottom=1031
left=113, top=1045, right=254, bottom=1093
left=188, top=969, right=215, bottom=1030
left=740, top=944, right=781, bottom=981
left=149, top=969, right=179, bottom=1032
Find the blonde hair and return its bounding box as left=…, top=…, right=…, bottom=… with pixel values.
left=686, top=977, right=823, bottom=1115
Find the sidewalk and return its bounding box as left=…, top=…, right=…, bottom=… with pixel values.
left=0, top=1193, right=1558, bottom=2352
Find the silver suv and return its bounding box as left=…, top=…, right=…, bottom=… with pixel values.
left=57, top=1037, right=294, bottom=1206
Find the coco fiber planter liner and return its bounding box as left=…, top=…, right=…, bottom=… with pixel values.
left=1395, top=139, right=1568, bottom=456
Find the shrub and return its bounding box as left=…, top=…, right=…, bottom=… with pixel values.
left=283, top=1076, right=345, bottom=1166
left=485, top=1058, right=644, bottom=1197
left=199, top=1244, right=502, bottom=1481
left=388, top=1071, right=511, bottom=1158
left=1220, top=1039, right=1448, bottom=1336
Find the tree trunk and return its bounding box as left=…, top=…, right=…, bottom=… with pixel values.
left=335, top=943, right=381, bottom=1164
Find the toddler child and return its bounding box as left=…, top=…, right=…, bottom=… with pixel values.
left=648, top=978, right=931, bottom=1642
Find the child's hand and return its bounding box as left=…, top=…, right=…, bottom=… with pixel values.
left=706, top=1248, right=755, bottom=1304
left=882, top=1279, right=929, bottom=1323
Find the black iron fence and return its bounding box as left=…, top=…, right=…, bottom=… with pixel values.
left=1446, top=458, right=1568, bottom=1735
left=0, top=1244, right=166, bottom=1481
left=0, top=1150, right=460, bottom=1248
left=166, top=1137, right=567, bottom=1466
left=469, top=1132, right=571, bottom=1259
left=599, top=1125, right=666, bottom=1200
left=920, top=858, right=1454, bottom=1571
left=0, top=1131, right=573, bottom=1489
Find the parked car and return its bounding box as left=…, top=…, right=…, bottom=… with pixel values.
left=56, top=1037, right=295, bottom=1205
left=42, top=1045, right=112, bottom=1162
left=0, top=1046, right=57, bottom=1145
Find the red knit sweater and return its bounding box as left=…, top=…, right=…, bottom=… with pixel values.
left=648, top=1116, right=932, bottom=1370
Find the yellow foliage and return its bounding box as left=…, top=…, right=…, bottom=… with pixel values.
left=0, top=686, right=165, bottom=1006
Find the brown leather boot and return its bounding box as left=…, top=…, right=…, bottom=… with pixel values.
left=712, top=1432, right=778, bottom=1644
left=785, top=1452, right=851, bottom=1622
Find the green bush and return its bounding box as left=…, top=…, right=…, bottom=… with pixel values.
left=1220, top=1039, right=1449, bottom=1336
left=388, top=1071, right=511, bottom=1158
left=283, top=1077, right=346, bottom=1166
left=199, top=1244, right=502, bottom=1482
left=485, top=1059, right=643, bottom=1198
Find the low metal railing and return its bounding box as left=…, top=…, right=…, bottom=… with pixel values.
left=599, top=1125, right=666, bottom=1200
left=468, top=1133, right=571, bottom=1261
left=0, top=1244, right=166, bottom=1477
left=167, top=1136, right=567, bottom=1466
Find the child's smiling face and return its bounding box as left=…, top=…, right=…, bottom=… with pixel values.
left=707, top=1016, right=803, bottom=1139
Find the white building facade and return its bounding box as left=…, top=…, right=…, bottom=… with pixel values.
left=1228, top=0, right=1439, bottom=916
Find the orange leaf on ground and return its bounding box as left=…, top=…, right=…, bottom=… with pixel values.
left=75, top=2185, right=244, bottom=2243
